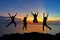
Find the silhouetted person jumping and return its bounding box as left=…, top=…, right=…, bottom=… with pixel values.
left=23, top=14, right=28, bottom=30
left=31, top=11, right=38, bottom=23
left=43, top=13, right=52, bottom=31
left=5, top=13, right=17, bottom=27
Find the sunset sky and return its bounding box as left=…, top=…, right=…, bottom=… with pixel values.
left=0, top=0, right=60, bottom=22
left=0, top=0, right=60, bottom=36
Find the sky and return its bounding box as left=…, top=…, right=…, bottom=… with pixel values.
left=0, top=0, right=60, bottom=22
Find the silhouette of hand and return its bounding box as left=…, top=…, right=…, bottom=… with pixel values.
left=43, top=13, right=45, bottom=14
left=43, top=13, right=45, bottom=16
left=8, top=13, right=10, bottom=15
left=37, top=12, right=39, bottom=13
left=31, top=11, right=32, bottom=13
left=27, top=14, right=28, bottom=17
left=47, top=13, right=49, bottom=15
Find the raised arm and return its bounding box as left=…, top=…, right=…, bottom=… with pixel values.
left=31, top=11, right=34, bottom=15
left=43, top=13, right=45, bottom=17
left=37, top=12, right=38, bottom=16
left=8, top=13, right=11, bottom=17
left=14, top=12, right=17, bottom=17
left=47, top=13, right=49, bottom=18
left=26, top=14, right=28, bottom=18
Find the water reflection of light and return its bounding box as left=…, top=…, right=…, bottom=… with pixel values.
left=23, top=24, right=47, bottom=34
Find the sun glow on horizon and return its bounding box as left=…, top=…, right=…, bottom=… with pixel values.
left=16, top=14, right=60, bottom=23
left=23, top=24, right=47, bottom=33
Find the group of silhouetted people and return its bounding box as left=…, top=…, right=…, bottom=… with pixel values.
left=5, top=12, right=52, bottom=31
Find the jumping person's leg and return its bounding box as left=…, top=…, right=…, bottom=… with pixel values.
left=36, top=19, right=38, bottom=23
left=35, top=19, right=36, bottom=23
left=25, top=25, right=27, bottom=30
left=33, top=19, right=35, bottom=23
left=46, top=24, right=52, bottom=30
left=5, top=22, right=12, bottom=27
left=43, top=24, right=44, bottom=31
left=14, top=22, right=17, bottom=27
left=23, top=26, right=24, bottom=30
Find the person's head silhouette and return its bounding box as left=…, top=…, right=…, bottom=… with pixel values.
left=24, top=17, right=26, bottom=20
left=35, top=13, right=36, bottom=15
left=24, top=17, right=26, bottom=19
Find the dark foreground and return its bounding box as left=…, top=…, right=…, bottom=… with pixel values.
left=0, top=32, right=60, bottom=40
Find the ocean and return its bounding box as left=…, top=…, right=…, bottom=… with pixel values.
left=0, top=20, right=60, bottom=36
